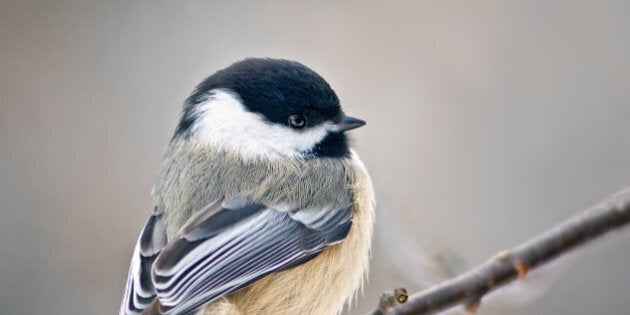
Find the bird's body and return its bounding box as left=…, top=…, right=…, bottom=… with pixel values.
left=120, top=58, right=374, bottom=315
left=156, top=145, right=374, bottom=314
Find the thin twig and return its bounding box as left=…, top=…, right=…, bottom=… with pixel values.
left=378, top=187, right=630, bottom=315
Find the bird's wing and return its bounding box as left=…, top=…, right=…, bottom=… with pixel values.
left=121, top=198, right=353, bottom=315
left=120, top=209, right=168, bottom=315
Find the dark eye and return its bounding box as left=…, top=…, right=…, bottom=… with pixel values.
left=288, top=114, right=307, bottom=129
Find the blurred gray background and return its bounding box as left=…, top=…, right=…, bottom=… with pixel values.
left=1, top=1, right=629, bottom=314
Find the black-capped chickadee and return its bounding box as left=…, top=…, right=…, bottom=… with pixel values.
left=120, top=58, right=374, bottom=315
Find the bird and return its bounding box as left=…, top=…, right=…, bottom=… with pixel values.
left=119, top=58, right=374, bottom=315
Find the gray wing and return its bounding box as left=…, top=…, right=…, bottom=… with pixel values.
left=121, top=198, right=353, bottom=315
left=120, top=209, right=168, bottom=315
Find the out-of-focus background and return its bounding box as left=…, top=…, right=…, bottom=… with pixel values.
left=1, top=1, right=629, bottom=314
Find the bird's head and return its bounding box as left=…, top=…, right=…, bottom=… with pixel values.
left=173, top=58, right=365, bottom=159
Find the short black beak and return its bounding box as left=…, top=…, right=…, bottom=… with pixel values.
left=335, top=115, right=366, bottom=132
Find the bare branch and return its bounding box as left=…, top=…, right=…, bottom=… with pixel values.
left=378, top=187, right=630, bottom=315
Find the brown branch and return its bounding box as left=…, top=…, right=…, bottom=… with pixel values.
left=375, top=187, right=630, bottom=315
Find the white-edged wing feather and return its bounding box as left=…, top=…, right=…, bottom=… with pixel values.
left=120, top=209, right=168, bottom=315
left=120, top=199, right=352, bottom=315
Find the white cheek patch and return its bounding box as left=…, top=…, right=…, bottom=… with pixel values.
left=190, top=89, right=332, bottom=159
